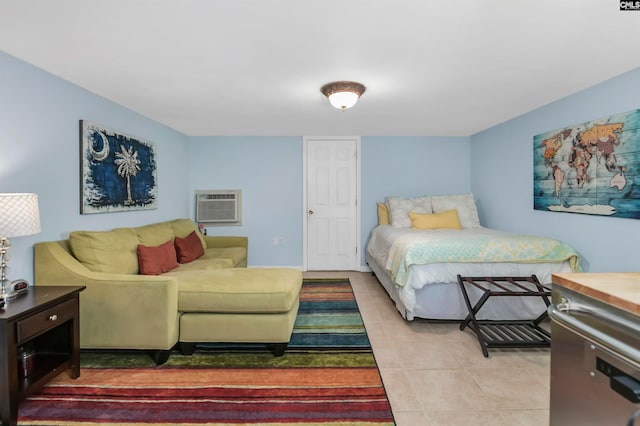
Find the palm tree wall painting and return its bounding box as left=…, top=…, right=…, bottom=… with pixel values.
left=80, top=120, right=158, bottom=214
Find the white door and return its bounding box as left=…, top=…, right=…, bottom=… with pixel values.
left=304, top=136, right=360, bottom=271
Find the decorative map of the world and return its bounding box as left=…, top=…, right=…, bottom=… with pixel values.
left=534, top=108, right=640, bottom=219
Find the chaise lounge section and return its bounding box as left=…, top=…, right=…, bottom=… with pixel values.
left=34, top=219, right=302, bottom=364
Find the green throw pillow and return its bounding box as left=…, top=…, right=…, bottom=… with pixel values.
left=69, top=228, right=139, bottom=274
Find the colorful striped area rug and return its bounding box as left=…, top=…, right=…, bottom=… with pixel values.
left=18, top=278, right=395, bottom=425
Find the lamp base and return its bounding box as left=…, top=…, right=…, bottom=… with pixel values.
left=0, top=285, right=18, bottom=301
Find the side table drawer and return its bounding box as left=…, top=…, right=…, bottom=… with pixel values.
left=16, top=298, right=76, bottom=343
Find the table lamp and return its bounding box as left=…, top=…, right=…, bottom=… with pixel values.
left=0, top=193, right=41, bottom=301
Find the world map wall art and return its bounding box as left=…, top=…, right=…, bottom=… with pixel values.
left=80, top=120, right=158, bottom=214
left=534, top=108, right=640, bottom=219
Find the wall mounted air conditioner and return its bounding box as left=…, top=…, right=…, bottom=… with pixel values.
left=195, top=190, right=242, bottom=226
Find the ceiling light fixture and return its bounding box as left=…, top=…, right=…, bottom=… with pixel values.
left=321, top=81, right=366, bottom=111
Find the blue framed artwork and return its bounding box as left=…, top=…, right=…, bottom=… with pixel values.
left=80, top=120, right=158, bottom=214
left=533, top=108, right=640, bottom=219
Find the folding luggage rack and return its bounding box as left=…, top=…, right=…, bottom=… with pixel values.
left=457, top=275, right=552, bottom=357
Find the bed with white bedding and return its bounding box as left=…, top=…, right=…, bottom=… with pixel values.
left=366, top=194, right=581, bottom=321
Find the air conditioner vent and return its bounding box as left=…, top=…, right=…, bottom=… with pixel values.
left=195, top=190, right=242, bottom=225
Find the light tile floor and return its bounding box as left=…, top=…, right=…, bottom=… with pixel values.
left=303, top=271, right=551, bottom=426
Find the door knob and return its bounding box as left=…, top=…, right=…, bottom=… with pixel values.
left=308, top=210, right=314, bottom=215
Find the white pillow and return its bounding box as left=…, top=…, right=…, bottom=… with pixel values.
left=386, top=196, right=433, bottom=228
left=431, top=193, right=481, bottom=228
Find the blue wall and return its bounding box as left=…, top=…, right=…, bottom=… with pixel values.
left=187, top=136, right=304, bottom=267
left=187, top=135, right=471, bottom=267
left=3, top=47, right=638, bottom=280
left=470, top=67, right=640, bottom=272
left=360, top=136, right=471, bottom=263
left=0, top=51, right=190, bottom=281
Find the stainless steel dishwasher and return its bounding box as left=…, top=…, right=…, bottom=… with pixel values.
left=549, top=284, right=640, bottom=426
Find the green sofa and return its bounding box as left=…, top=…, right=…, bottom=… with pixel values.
left=34, top=219, right=303, bottom=364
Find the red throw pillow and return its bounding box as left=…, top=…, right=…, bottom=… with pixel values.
left=137, top=240, right=179, bottom=275
left=174, top=231, right=205, bottom=264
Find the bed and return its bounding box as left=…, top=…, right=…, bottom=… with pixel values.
left=366, top=194, right=580, bottom=321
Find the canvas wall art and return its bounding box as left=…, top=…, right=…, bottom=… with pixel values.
left=533, top=108, right=640, bottom=219
left=80, top=120, right=158, bottom=214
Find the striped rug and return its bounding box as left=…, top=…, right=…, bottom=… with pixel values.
left=18, top=278, right=395, bottom=425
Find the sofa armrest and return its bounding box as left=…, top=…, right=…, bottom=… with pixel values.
left=34, top=241, right=179, bottom=350
left=203, top=235, right=248, bottom=250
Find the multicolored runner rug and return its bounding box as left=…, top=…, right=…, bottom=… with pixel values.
left=18, top=278, right=395, bottom=425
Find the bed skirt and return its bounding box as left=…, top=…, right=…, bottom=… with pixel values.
left=366, top=251, right=554, bottom=322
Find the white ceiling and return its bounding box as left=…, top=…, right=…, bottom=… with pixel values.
left=1, top=1, right=640, bottom=136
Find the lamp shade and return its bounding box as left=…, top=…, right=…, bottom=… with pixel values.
left=0, top=193, right=41, bottom=238
left=321, top=81, right=366, bottom=111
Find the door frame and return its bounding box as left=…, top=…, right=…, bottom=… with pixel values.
left=302, top=136, right=361, bottom=271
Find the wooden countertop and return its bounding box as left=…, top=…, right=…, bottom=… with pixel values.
left=552, top=272, right=640, bottom=316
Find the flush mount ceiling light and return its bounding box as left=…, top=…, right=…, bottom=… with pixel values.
left=321, top=81, right=366, bottom=111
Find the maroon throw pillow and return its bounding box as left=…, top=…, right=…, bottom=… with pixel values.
left=137, top=240, right=179, bottom=275
left=174, top=231, right=205, bottom=264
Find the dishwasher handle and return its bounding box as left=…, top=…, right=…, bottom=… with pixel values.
left=612, top=374, right=640, bottom=403
left=548, top=303, right=640, bottom=371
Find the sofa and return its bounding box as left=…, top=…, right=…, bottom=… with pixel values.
left=34, top=219, right=303, bottom=364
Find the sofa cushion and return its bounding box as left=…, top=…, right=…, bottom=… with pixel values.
left=171, top=268, right=302, bottom=313
left=137, top=240, right=179, bottom=275
left=69, top=228, right=139, bottom=274
left=169, top=219, right=206, bottom=249
left=175, top=231, right=205, bottom=263
left=202, top=247, right=247, bottom=267
left=133, top=222, right=175, bottom=247
left=174, top=257, right=234, bottom=271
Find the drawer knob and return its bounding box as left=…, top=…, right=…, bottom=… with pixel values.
left=48, top=314, right=58, bottom=321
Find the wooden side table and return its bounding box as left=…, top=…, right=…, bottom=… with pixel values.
left=0, top=285, right=85, bottom=426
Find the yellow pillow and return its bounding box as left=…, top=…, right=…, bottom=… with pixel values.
left=69, top=228, right=139, bottom=274
left=377, top=202, right=390, bottom=225
left=132, top=222, right=175, bottom=247
left=409, top=209, right=462, bottom=230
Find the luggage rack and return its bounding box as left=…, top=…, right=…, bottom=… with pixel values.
left=456, top=275, right=552, bottom=357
